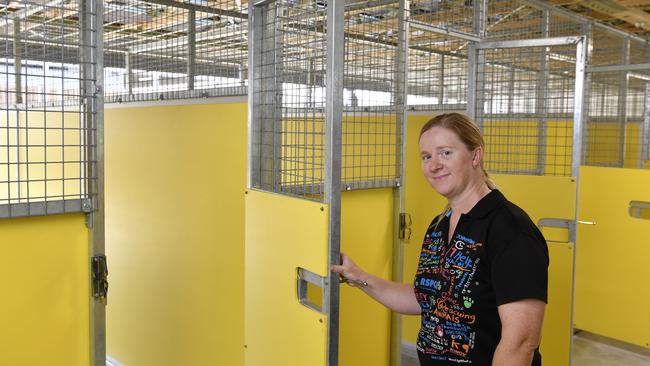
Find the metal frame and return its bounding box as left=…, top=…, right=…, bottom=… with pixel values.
left=391, top=1, right=408, bottom=365
left=324, top=0, right=345, bottom=364
left=639, top=82, right=650, bottom=164
left=572, top=36, right=588, bottom=177
left=79, top=0, right=106, bottom=364
left=618, top=38, right=631, bottom=166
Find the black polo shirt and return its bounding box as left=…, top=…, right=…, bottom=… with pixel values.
left=414, top=189, right=548, bottom=365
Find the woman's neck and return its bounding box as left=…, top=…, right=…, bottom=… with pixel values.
left=448, top=180, right=492, bottom=215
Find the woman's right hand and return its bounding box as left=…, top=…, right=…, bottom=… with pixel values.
left=331, top=253, right=366, bottom=284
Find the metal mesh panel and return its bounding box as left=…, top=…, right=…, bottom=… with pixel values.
left=584, top=70, right=650, bottom=169
left=409, top=0, right=475, bottom=36
left=342, top=1, right=400, bottom=189
left=590, top=27, right=625, bottom=67
left=250, top=0, right=327, bottom=200
left=0, top=0, right=100, bottom=217
left=407, top=30, right=467, bottom=110
left=475, top=43, right=577, bottom=176
left=103, top=0, right=247, bottom=103
left=486, top=1, right=585, bottom=41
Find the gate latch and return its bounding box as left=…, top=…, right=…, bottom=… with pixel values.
left=91, top=255, right=109, bottom=305
left=399, top=213, right=412, bottom=240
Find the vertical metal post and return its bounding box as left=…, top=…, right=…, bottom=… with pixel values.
left=272, top=3, right=283, bottom=190
left=580, top=22, right=592, bottom=167
left=248, top=0, right=280, bottom=190
left=642, top=82, right=650, bottom=166
left=507, top=68, right=515, bottom=114
left=572, top=36, right=587, bottom=177
left=247, top=0, right=260, bottom=188
left=618, top=37, right=630, bottom=166
left=467, top=0, right=486, bottom=124
left=187, top=9, right=196, bottom=91
left=535, top=9, right=550, bottom=174
left=391, top=2, right=409, bottom=365
left=13, top=18, right=22, bottom=105
left=81, top=0, right=106, bottom=364
left=325, top=0, right=345, bottom=364
left=307, top=57, right=315, bottom=108
left=438, top=54, right=444, bottom=105
left=125, top=52, right=133, bottom=95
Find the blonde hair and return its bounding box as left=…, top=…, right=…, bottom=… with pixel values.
left=419, top=113, right=497, bottom=228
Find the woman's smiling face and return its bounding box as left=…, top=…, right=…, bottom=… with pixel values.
left=419, top=126, right=482, bottom=200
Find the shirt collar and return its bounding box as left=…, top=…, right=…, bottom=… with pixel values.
left=464, top=189, right=504, bottom=219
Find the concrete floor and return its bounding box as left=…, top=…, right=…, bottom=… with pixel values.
left=401, top=333, right=650, bottom=366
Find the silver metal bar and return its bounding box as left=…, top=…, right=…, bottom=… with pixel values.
left=536, top=9, right=550, bottom=175
left=345, top=0, right=398, bottom=11
left=325, top=0, right=345, bottom=364
left=125, top=52, right=133, bottom=95
left=391, top=1, right=408, bottom=365
left=140, top=0, right=247, bottom=19
left=128, top=28, right=247, bottom=54
left=438, top=55, right=445, bottom=105
left=297, top=267, right=327, bottom=313
left=474, top=0, right=487, bottom=39
left=0, top=0, right=66, bottom=28
left=247, top=0, right=259, bottom=189
left=588, top=63, right=650, bottom=73
left=13, top=19, right=22, bottom=105
left=572, top=36, right=588, bottom=177
left=187, top=10, right=196, bottom=91
left=409, top=20, right=481, bottom=43
left=466, top=44, right=478, bottom=120
left=618, top=38, right=630, bottom=167
left=83, top=0, right=106, bottom=363
left=642, top=82, right=650, bottom=165
left=467, top=0, right=486, bottom=123
left=0, top=200, right=86, bottom=218
left=537, top=218, right=576, bottom=243
left=523, top=0, right=650, bottom=45
left=476, top=37, right=583, bottom=50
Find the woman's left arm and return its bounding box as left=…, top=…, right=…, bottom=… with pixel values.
left=492, top=298, right=545, bottom=366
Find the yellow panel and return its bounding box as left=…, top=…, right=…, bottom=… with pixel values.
left=245, top=189, right=328, bottom=366
left=494, top=174, right=576, bottom=366
left=105, top=102, right=247, bottom=366
left=575, top=166, right=650, bottom=348
left=0, top=213, right=90, bottom=366
left=340, top=188, right=393, bottom=366
left=402, top=114, right=449, bottom=344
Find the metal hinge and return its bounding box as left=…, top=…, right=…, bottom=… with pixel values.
left=399, top=212, right=412, bottom=240
left=91, top=255, right=109, bottom=305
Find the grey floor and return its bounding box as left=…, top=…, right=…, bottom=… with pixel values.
left=401, top=333, right=650, bottom=366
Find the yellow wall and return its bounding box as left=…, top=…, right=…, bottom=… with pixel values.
left=105, top=102, right=247, bottom=366
left=0, top=213, right=90, bottom=366
left=106, top=102, right=395, bottom=366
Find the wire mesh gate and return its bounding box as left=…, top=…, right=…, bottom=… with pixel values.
left=471, top=37, right=586, bottom=177
left=0, top=0, right=105, bottom=365
left=247, top=0, right=345, bottom=364
left=0, top=0, right=103, bottom=219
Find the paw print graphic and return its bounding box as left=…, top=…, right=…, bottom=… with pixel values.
left=463, top=296, right=474, bottom=309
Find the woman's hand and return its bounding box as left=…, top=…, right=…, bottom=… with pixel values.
left=331, top=253, right=367, bottom=285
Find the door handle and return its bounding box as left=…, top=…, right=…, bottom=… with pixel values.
left=538, top=218, right=576, bottom=243
left=297, top=267, right=327, bottom=314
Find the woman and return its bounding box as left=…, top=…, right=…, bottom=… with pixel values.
left=332, top=113, right=548, bottom=365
